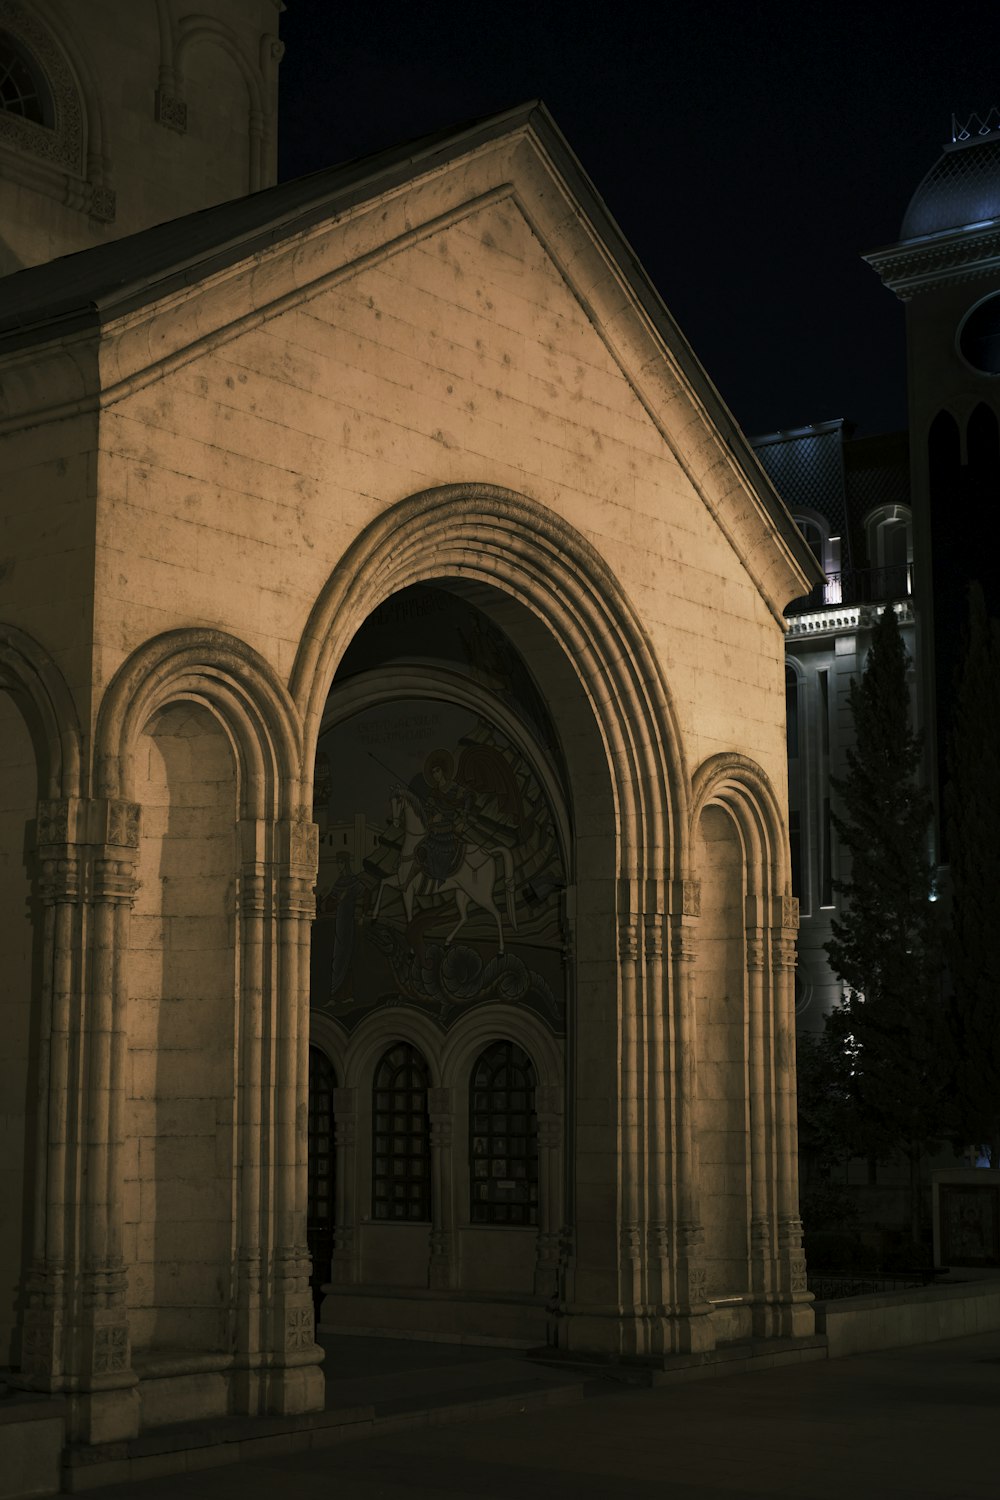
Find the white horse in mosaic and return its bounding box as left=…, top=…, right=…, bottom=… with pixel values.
left=373, top=790, right=517, bottom=953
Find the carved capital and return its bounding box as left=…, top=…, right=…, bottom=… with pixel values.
left=284, top=1303, right=313, bottom=1353
left=618, top=917, right=639, bottom=963
left=670, top=878, right=701, bottom=917
left=535, top=1084, right=562, bottom=1116
left=781, top=895, right=800, bottom=932
left=427, top=1086, right=452, bottom=1118
left=92, top=856, right=138, bottom=904
left=746, top=935, right=765, bottom=972
left=643, top=912, right=665, bottom=960
left=332, top=1086, right=357, bottom=1117
left=155, top=88, right=187, bottom=132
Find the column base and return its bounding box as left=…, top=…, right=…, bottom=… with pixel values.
left=66, top=1381, right=140, bottom=1444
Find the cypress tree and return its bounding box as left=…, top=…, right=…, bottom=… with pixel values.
left=944, top=584, right=1000, bottom=1167
left=823, top=604, right=942, bottom=1246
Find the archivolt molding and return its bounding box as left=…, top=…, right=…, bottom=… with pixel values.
left=439, top=1005, right=563, bottom=1095
left=690, top=751, right=791, bottom=910
left=94, top=627, right=303, bottom=818
left=0, top=621, right=82, bottom=800
left=291, top=482, right=689, bottom=885
left=341, top=1007, right=446, bottom=1092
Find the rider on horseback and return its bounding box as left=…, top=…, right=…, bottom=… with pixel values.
left=403, top=749, right=472, bottom=886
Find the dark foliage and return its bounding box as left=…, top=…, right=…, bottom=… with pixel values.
left=823, top=605, right=943, bottom=1240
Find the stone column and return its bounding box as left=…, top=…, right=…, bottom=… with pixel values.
left=615, top=906, right=644, bottom=1325
left=745, top=909, right=777, bottom=1335
left=330, top=1087, right=358, bottom=1287
left=232, top=828, right=267, bottom=1410
left=263, top=812, right=324, bottom=1415
left=427, top=1087, right=456, bottom=1289
left=771, top=898, right=814, bottom=1337
left=643, top=897, right=671, bottom=1322
left=533, top=1085, right=563, bottom=1297
left=19, top=798, right=142, bottom=1444
left=668, top=878, right=713, bottom=1354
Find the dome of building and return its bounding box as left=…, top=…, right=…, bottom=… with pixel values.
left=900, top=132, right=1000, bottom=241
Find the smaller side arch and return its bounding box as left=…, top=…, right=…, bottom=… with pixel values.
left=342, top=1009, right=444, bottom=1092
left=440, top=1005, right=562, bottom=1093
left=690, top=751, right=791, bottom=906
left=0, top=622, right=81, bottom=800
left=94, top=628, right=303, bottom=817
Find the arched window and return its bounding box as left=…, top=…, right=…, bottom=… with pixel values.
left=470, top=1040, right=538, bottom=1226
left=307, top=1047, right=336, bottom=1316
left=0, top=31, right=52, bottom=127
left=865, top=504, right=912, bottom=599
left=790, top=512, right=839, bottom=608
left=372, top=1043, right=431, bottom=1221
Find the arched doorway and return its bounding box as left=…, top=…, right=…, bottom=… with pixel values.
left=308, top=581, right=572, bottom=1338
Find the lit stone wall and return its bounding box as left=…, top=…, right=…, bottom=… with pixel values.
left=125, top=702, right=236, bottom=1354
left=90, top=195, right=789, bottom=802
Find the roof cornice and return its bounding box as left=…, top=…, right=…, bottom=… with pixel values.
left=864, top=220, right=1000, bottom=299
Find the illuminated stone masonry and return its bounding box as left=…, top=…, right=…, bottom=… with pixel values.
left=0, top=101, right=820, bottom=1446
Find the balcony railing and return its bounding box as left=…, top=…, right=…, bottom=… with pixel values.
left=786, top=564, right=912, bottom=617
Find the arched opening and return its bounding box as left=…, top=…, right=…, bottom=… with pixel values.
left=693, top=803, right=750, bottom=1312
left=126, top=701, right=238, bottom=1363
left=310, top=579, right=578, bottom=1329
left=292, top=482, right=708, bottom=1358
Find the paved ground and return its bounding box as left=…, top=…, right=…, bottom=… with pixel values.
left=75, top=1329, right=1000, bottom=1499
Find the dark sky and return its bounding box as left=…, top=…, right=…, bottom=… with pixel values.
left=276, top=0, right=1000, bottom=443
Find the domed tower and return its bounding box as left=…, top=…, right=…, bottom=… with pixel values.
left=0, top=0, right=283, bottom=274
left=866, top=110, right=1000, bottom=827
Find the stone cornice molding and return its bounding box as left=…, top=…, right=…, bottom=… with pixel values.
left=0, top=106, right=817, bottom=621
left=864, top=221, right=1000, bottom=299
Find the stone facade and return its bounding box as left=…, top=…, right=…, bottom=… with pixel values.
left=0, top=95, right=820, bottom=1445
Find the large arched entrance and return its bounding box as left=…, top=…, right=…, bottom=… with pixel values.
left=292, top=482, right=709, bottom=1358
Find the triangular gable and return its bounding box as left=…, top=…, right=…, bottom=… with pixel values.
left=0, top=101, right=821, bottom=617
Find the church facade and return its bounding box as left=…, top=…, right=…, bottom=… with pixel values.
left=0, top=2, right=820, bottom=1451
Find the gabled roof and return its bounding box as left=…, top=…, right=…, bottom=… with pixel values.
left=0, top=100, right=821, bottom=608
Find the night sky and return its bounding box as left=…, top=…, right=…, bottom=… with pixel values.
left=277, top=0, right=999, bottom=443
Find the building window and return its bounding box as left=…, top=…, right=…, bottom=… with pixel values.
left=865, top=504, right=912, bottom=599
left=0, top=31, right=51, bottom=127
left=372, top=1043, right=431, bottom=1221
left=470, top=1040, right=538, bottom=1226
